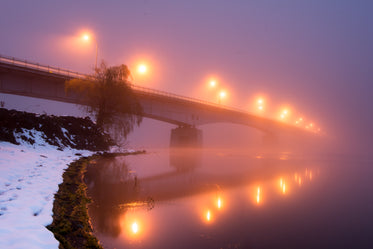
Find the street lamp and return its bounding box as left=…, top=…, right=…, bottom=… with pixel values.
left=137, top=64, right=147, bottom=74
left=280, top=108, right=289, bottom=121
left=209, top=80, right=217, bottom=88
left=256, top=97, right=265, bottom=112
left=219, top=90, right=226, bottom=104
left=81, top=32, right=98, bottom=70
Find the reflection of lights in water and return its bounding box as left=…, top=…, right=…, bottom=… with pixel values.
left=120, top=212, right=149, bottom=240
left=206, top=210, right=211, bottom=222
left=132, top=222, right=139, bottom=234
left=310, top=171, right=313, bottom=180
left=298, top=177, right=302, bottom=185
left=280, top=178, right=286, bottom=194
left=217, top=197, right=222, bottom=209
left=279, top=178, right=286, bottom=194
left=256, top=187, right=261, bottom=204
left=294, top=173, right=298, bottom=181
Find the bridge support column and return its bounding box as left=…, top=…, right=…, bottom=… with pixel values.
left=170, top=126, right=203, bottom=147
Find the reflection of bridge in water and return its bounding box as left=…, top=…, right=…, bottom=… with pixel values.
left=85, top=150, right=310, bottom=206
left=84, top=150, right=318, bottom=237
left=0, top=55, right=316, bottom=147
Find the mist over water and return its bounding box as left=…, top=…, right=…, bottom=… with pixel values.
left=1, top=0, right=373, bottom=157
left=0, top=92, right=368, bottom=159
left=1, top=1, right=372, bottom=248
left=86, top=147, right=373, bottom=249
left=88, top=109, right=373, bottom=249
left=126, top=117, right=334, bottom=157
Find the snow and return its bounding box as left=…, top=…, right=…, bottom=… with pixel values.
left=0, top=134, right=94, bottom=248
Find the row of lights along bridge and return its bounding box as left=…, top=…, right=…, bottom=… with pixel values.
left=80, top=30, right=321, bottom=134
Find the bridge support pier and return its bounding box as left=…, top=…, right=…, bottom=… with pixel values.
left=170, top=126, right=203, bottom=147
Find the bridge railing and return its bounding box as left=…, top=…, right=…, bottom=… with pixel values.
left=129, top=83, right=257, bottom=115
left=0, top=54, right=87, bottom=79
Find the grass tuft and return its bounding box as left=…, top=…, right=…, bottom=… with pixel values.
left=47, top=156, right=103, bottom=249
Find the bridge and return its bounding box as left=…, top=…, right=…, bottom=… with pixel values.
left=0, top=54, right=313, bottom=147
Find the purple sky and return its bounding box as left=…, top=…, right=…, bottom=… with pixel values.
left=1, top=0, right=372, bottom=154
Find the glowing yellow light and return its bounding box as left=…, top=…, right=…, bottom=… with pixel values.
left=254, top=97, right=266, bottom=113
left=279, top=178, right=286, bottom=194
left=82, top=34, right=90, bottom=41
left=219, top=91, right=226, bottom=98
left=298, top=177, right=302, bottom=185
left=206, top=210, right=211, bottom=221
left=217, top=197, right=222, bottom=209
left=310, top=171, right=313, bottom=180
left=138, top=64, right=147, bottom=74
left=256, top=187, right=261, bottom=204
left=278, top=108, right=292, bottom=120
left=209, top=80, right=216, bottom=87
left=131, top=222, right=139, bottom=234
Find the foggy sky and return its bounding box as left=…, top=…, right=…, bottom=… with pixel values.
left=1, top=0, right=372, bottom=154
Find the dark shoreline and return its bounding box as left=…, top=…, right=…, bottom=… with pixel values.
left=47, top=151, right=145, bottom=249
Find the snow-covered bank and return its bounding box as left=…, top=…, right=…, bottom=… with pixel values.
left=0, top=142, right=93, bottom=248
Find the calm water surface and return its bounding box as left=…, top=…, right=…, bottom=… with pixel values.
left=85, top=149, right=373, bottom=249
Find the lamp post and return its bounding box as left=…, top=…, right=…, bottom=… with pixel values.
left=219, top=90, right=226, bottom=104
left=256, top=97, right=265, bottom=112
left=94, top=42, right=98, bottom=70
left=82, top=32, right=98, bottom=70
left=137, top=64, right=147, bottom=74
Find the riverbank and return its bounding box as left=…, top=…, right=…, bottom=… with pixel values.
left=0, top=108, right=139, bottom=248
left=47, top=155, right=102, bottom=249
left=48, top=151, right=145, bottom=249
left=0, top=141, right=93, bottom=248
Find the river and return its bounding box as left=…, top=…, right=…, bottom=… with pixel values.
left=85, top=148, right=373, bottom=249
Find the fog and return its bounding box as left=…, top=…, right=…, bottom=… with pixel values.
left=1, top=0, right=372, bottom=155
